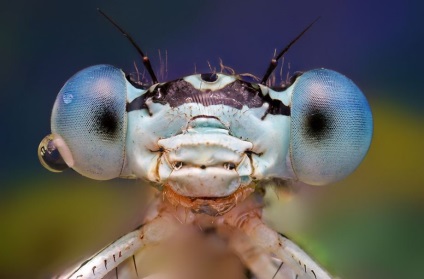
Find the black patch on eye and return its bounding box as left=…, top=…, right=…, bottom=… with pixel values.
left=89, top=103, right=120, bottom=141
left=304, top=109, right=331, bottom=141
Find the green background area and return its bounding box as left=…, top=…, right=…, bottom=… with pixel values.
left=1, top=0, right=423, bottom=278
left=1, top=102, right=423, bottom=278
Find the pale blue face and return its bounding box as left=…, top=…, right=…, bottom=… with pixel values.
left=39, top=64, right=373, bottom=200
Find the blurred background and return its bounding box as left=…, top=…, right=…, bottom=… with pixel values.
left=0, top=0, right=423, bottom=278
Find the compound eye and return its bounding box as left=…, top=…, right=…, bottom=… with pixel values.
left=49, top=65, right=128, bottom=180
left=290, top=69, right=373, bottom=185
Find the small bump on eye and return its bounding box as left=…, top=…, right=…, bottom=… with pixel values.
left=173, top=161, right=183, bottom=170
left=200, top=73, right=218, bottom=82
left=38, top=134, right=69, bottom=172
left=223, top=162, right=236, bottom=170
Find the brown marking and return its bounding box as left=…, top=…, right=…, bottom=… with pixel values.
left=163, top=184, right=255, bottom=216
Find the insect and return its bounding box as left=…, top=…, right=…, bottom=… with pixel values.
left=38, top=10, right=373, bottom=279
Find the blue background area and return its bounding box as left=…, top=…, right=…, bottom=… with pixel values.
left=0, top=0, right=422, bottom=180
left=0, top=1, right=423, bottom=278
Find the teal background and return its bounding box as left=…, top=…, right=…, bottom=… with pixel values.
left=1, top=0, right=423, bottom=278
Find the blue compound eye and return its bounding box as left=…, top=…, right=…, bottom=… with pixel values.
left=50, top=65, right=128, bottom=180
left=289, top=69, right=373, bottom=185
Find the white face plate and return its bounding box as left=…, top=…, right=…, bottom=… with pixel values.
left=125, top=73, right=292, bottom=198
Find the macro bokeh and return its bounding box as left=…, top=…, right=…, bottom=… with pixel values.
left=1, top=0, right=423, bottom=278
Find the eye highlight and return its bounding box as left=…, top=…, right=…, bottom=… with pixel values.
left=50, top=65, right=128, bottom=180
left=289, top=69, right=373, bottom=185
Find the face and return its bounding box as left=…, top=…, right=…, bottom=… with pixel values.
left=39, top=64, right=373, bottom=211
left=124, top=72, right=291, bottom=198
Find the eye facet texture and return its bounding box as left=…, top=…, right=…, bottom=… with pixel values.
left=51, top=65, right=127, bottom=180
left=290, top=69, right=373, bottom=185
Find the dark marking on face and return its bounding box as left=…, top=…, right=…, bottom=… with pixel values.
left=127, top=76, right=290, bottom=117
left=200, top=73, right=218, bottom=82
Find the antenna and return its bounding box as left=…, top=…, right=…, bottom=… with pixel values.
left=97, top=8, right=158, bottom=84
left=260, top=17, right=320, bottom=85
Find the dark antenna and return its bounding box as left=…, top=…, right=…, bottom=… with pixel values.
left=260, top=17, right=320, bottom=85
left=97, top=8, right=158, bottom=84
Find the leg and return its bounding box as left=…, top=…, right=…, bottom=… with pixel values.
left=224, top=226, right=288, bottom=279
left=55, top=213, right=178, bottom=279
left=235, top=215, right=333, bottom=279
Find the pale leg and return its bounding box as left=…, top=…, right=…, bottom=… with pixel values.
left=224, top=226, right=288, bottom=279
left=238, top=216, right=333, bottom=279
left=56, top=214, right=178, bottom=279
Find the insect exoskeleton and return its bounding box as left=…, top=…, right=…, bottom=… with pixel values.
left=39, top=65, right=372, bottom=217
left=38, top=11, right=373, bottom=279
